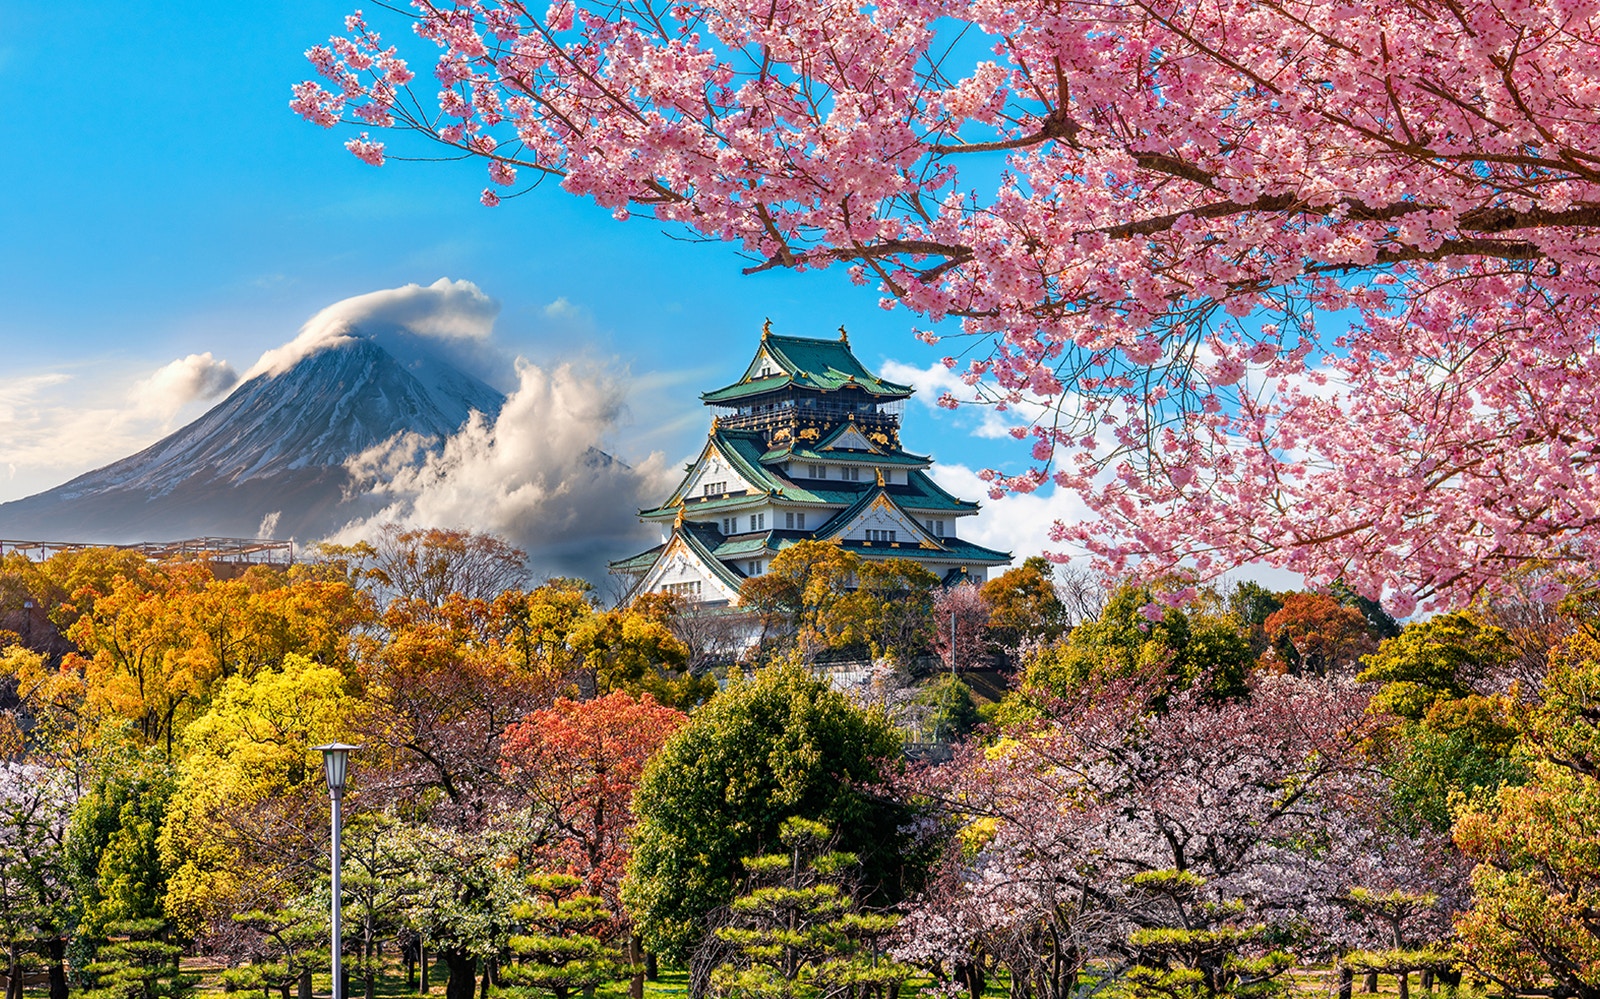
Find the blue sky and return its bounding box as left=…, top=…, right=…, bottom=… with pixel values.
left=0, top=2, right=1089, bottom=566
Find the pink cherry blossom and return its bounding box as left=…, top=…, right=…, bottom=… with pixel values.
left=293, top=0, right=1600, bottom=608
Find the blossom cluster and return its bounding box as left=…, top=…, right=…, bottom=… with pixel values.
left=293, top=0, right=1600, bottom=610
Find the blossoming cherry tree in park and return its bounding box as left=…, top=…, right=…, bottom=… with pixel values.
left=294, top=0, right=1600, bottom=612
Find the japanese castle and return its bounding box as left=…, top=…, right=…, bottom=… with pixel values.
left=611, top=324, right=1011, bottom=604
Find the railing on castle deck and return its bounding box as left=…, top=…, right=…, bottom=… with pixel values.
left=714, top=407, right=902, bottom=439
left=0, top=536, right=295, bottom=565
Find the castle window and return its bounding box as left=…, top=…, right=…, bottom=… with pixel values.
left=864, top=529, right=899, bottom=543
left=808, top=464, right=826, bottom=478
left=722, top=518, right=734, bottom=534
left=664, top=581, right=702, bottom=597
left=797, top=513, right=806, bottom=529
left=703, top=481, right=726, bottom=496
left=840, top=466, right=860, bottom=481
left=747, top=560, right=763, bottom=575
left=927, top=519, right=946, bottom=536
left=785, top=512, right=794, bottom=529
left=750, top=513, right=765, bottom=531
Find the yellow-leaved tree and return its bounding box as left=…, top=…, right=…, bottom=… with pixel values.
left=159, top=653, right=356, bottom=937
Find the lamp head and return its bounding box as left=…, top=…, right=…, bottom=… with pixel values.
left=312, top=743, right=361, bottom=795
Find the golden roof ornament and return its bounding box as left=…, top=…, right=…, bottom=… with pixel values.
left=876, top=467, right=886, bottom=487
left=674, top=508, right=686, bottom=528
left=711, top=415, right=722, bottom=430
left=762, top=318, right=773, bottom=340
left=838, top=325, right=849, bottom=342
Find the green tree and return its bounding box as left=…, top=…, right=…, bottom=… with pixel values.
left=1383, top=694, right=1523, bottom=834
left=623, top=663, right=915, bottom=962
left=392, top=826, right=523, bottom=999
left=1357, top=612, right=1516, bottom=721
left=80, top=918, right=195, bottom=999
left=708, top=818, right=908, bottom=999
left=1020, top=586, right=1251, bottom=708
left=498, top=874, right=624, bottom=999
left=1118, top=870, right=1291, bottom=999
left=66, top=751, right=176, bottom=941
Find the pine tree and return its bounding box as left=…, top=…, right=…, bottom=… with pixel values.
left=708, top=818, right=907, bottom=999
left=81, top=919, right=196, bottom=999
left=498, top=874, right=624, bottom=999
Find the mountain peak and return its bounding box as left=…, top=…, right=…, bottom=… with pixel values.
left=0, top=335, right=505, bottom=543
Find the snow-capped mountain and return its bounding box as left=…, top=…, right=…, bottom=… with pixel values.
left=0, top=334, right=505, bottom=543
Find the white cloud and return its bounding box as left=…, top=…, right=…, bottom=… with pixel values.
left=542, top=297, right=586, bottom=321
left=329, top=359, right=674, bottom=582
left=0, top=362, right=238, bottom=502
left=927, top=463, right=1095, bottom=568
left=244, top=277, right=502, bottom=381
left=881, top=358, right=1069, bottom=441
left=131, top=352, right=238, bottom=418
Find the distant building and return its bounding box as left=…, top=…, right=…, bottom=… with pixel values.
left=611, top=324, right=1010, bottom=604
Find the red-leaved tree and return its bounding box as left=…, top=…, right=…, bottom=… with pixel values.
left=500, top=692, right=686, bottom=915
left=294, top=0, right=1600, bottom=611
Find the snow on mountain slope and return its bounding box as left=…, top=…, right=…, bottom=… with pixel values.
left=0, top=333, right=505, bottom=543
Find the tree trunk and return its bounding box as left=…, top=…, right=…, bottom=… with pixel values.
left=442, top=949, right=477, bottom=999
left=47, top=933, right=69, bottom=999
left=1398, top=972, right=1409, bottom=999
left=1421, top=970, right=1433, bottom=992
left=8, top=941, right=21, bottom=999
left=629, top=935, right=644, bottom=999
left=645, top=953, right=658, bottom=982
left=420, top=948, right=429, bottom=995
left=406, top=944, right=416, bottom=990
left=480, top=960, right=491, bottom=999
left=1364, top=972, right=1378, bottom=993
left=1338, top=966, right=1353, bottom=999
left=299, top=967, right=313, bottom=999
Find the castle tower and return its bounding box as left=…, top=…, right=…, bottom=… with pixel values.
left=610, top=324, right=1010, bottom=604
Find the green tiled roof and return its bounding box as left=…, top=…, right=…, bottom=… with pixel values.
left=761, top=445, right=930, bottom=468
left=643, top=429, right=976, bottom=520
left=837, top=537, right=1011, bottom=565
left=609, top=544, right=665, bottom=573
left=701, top=334, right=913, bottom=403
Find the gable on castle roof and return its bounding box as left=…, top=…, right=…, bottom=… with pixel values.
left=701, top=333, right=913, bottom=404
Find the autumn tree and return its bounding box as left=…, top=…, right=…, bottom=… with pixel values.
left=158, top=654, right=357, bottom=939
left=1357, top=612, right=1518, bottom=721
left=738, top=543, right=858, bottom=657
left=827, top=559, right=939, bottom=663
left=367, top=526, right=528, bottom=607
left=981, top=557, right=1068, bottom=648
left=1263, top=593, right=1374, bottom=677
left=1454, top=632, right=1600, bottom=997
left=500, top=693, right=686, bottom=914
left=623, top=663, right=915, bottom=963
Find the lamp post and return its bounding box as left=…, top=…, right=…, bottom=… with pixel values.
left=314, top=743, right=360, bottom=999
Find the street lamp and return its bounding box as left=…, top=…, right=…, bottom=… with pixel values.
left=314, top=743, right=360, bottom=999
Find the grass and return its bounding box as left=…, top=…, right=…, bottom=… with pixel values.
left=15, top=959, right=1491, bottom=999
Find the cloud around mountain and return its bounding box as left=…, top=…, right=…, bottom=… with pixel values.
left=0, top=279, right=669, bottom=585
left=245, top=277, right=511, bottom=388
